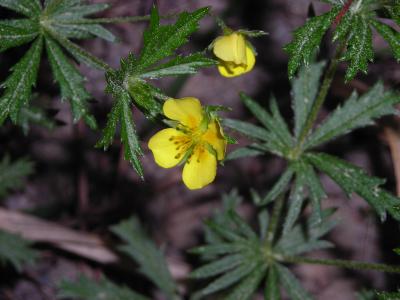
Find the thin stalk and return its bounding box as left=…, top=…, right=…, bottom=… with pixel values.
left=265, top=194, right=286, bottom=248
left=280, top=255, right=400, bottom=274
left=295, top=39, right=347, bottom=153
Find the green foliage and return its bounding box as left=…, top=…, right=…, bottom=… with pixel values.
left=98, top=6, right=215, bottom=177
left=284, top=7, right=339, bottom=78
left=226, top=61, right=400, bottom=223
left=286, top=1, right=400, bottom=80
left=306, top=152, right=400, bottom=222
left=190, top=190, right=336, bottom=299
left=0, top=0, right=117, bottom=128
left=0, top=155, right=34, bottom=198
left=0, top=230, right=37, bottom=271
left=377, top=290, right=400, bottom=300
left=305, top=81, right=400, bottom=149
left=110, top=217, right=178, bottom=300
left=275, top=208, right=336, bottom=256
left=58, top=275, right=149, bottom=300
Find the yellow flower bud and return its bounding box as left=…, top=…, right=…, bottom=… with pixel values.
left=213, top=32, right=256, bottom=78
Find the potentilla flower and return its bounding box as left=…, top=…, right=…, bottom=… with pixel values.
left=213, top=32, right=256, bottom=78
left=148, top=97, right=227, bottom=190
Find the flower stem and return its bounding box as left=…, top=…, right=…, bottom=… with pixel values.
left=295, top=39, right=347, bottom=153
left=280, top=255, right=400, bottom=274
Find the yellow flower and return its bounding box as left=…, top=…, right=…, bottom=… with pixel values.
left=213, top=32, right=256, bottom=78
left=148, top=97, right=227, bottom=190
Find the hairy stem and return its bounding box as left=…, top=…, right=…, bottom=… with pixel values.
left=280, top=255, right=400, bottom=274
left=295, top=39, right=347, bottom=153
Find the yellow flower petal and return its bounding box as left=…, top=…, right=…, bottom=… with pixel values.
left=213, top=33, right=247, bottom=65
left=182, top=145, right=217, bottom=190
left=202, top=120, right=226, bottom=160
left=163, top=97, right=203, bottom=129
left=217, top=45, right=256, bottom=78
left=148, top=128, right=191, bottom=168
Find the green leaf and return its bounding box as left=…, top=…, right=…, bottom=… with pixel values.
left=0, top=37, right=43, bottom=123
left=96, top=94, right=121, bottom=150
left=224, top=265, right=267, bottom=300
left=190, top=254, right=245, bottom=279
left=302, top=163, right=326, bottom=224
left=0, top=230, right=37, bottom=271
left=110, top=217, right=178, bottom=299
left=0, top=155, right=34, bottom=198
left=17, top=105, right=56, bottom=134
left=193, top=261, right=258, bottom=297
left=307, top=152, right=400, bottom=221
left=292, top=61, right=326, bottom=139
left=283, top=164, right=307, bottom=235
left=285, top=7, right=339, bottom=78
left=0, top=20, right=39, bottom=52
left=120, top=94, right=144, bottom=178
left=371, top=20, right=400, bottom=62
left=45, top=27, right=110, bottom=71
left=126, top=81, right=162, bottom=120
left=259, top=167, right=294, bottom=205
left=223, top=119, right=270, bottom=141
left=138, top=6, right=210, bottom=69
left=51, top=3, right=109, bottom=18
left=225, top=144, right=265, bottom=160
left=140, top=53, right=216, bottom=78
left=276, top=208, right=336, bottom=256
left=0, top=0, right=41, bottom=17
left=240, top=92, right=293, bottom=151
left=58, top=275, right=149, bottom=300
left=305, top=82, right=400, bottom=149
left=277, top=264, right=313, bottom=300
left=189, top=244, right=246, bottom=256
left=45, top=37, right=97, bottom=128
left=265, top=265, right=281, bottom=300
left=342, top=15, right=374, bottom=81
left=333, top=11, right=353, bottom=42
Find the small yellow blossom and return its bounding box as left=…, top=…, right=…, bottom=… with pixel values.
left=213, top=32, right=256, bottom=78
left=148, top=97, right=227, bottom=190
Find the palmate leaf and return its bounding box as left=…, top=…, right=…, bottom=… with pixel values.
left=0, top=19, right=39, bottom=52
left=99, top=6, right=213, bottom=177
left=224, top=93, right=293, bottom=158
left=292, top=61, right=326, bottom=140
left=0, top=0, right=117, bottom=128
left=0, top=155, right=34, bottom=198
left=288, top=1, right=400, bottom=80
left=97, top=78, right=144, bottom=177
left=307, top=152, right=400, bottom=222
left=0, top=230, right=37, bottom=271
left=305, top=82, right=400, bottom=149
left=276, top=264, right=313, bottom=300
left=284, top=7, right=339, bottom=78
left=45, top=37, right=97, bottom=129
left=58, top=275, right=149, bottom=300
left=191, top=191, right=335, bottom=299
left=138, top=6, right=209, bottom=70
left=0, top=0, right=41, bottom=18
left=110, top=217, right=178, bottom=300
left=0, top=37, right=43, bottom=124
left=341, top=15, right=374, bottom=81
left=276, top=208, right=336, bottom=256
